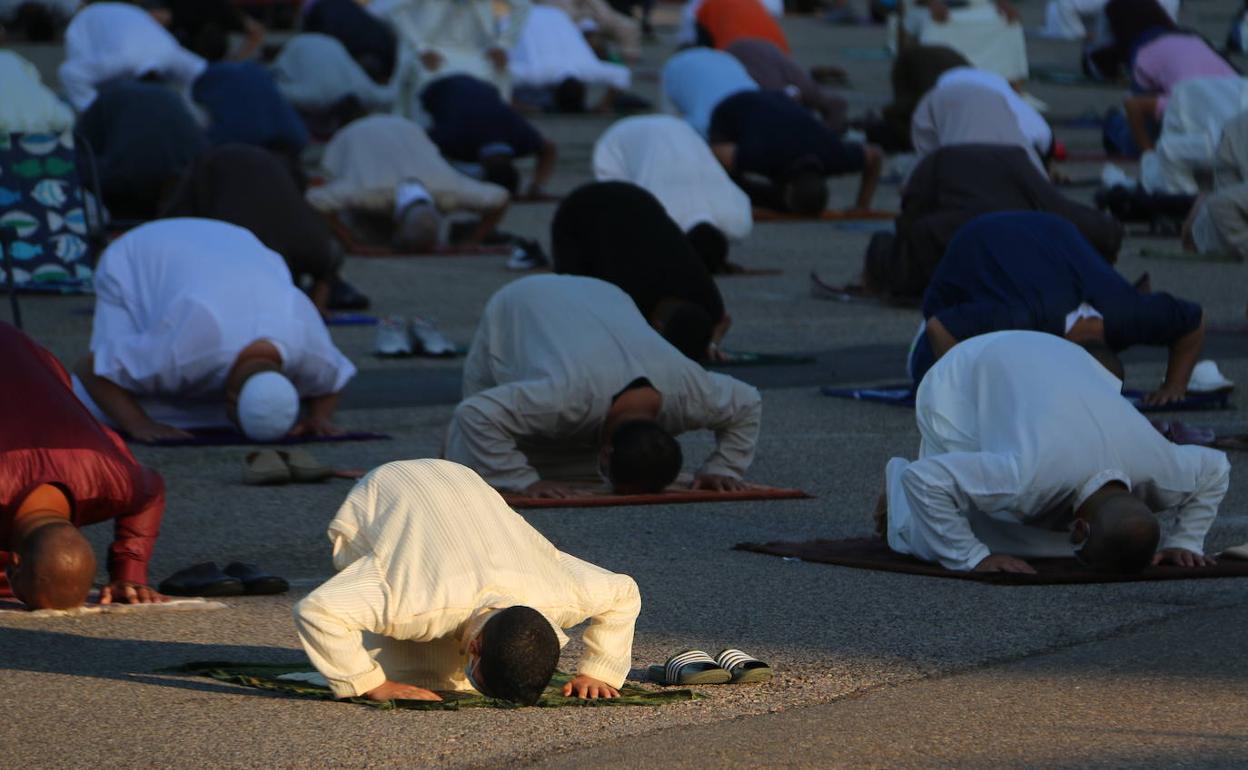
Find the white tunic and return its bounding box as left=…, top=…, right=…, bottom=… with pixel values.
left=886, top=331, right=1230, bottom=571
left=83, top=219, right=355, bottom=424
left=894, top=0, right=1029, bottom=82
left=593, top=115, right=752, bottom=240
left=270, top=33, right=394, bottom=111
left=1141, top=76, right=1248, bottom=196
left=306, top=115, right=509, bottom=215
left=385, top=0, right=531, bottom=113
left=935, top=67, right=1052, bottom=156
left=509, top=5, right=631, bottom=90
left=446, top=275, right=762, bottom=491
left=293, top=459, right=641, bottom=698
left=0, top=51, right=73, bottom=134
left=58, top=2, right=206, bottom=112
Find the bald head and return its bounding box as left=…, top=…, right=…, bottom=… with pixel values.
left=1079, top=494, right=1160, bottom=573
left=11, top=521, right=96, bottom=610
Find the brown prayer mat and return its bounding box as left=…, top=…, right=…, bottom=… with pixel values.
left=751, top=208, right=896, bottom=222
left=504, top=484, right=812, bottom=509
left=733, top=537, right=1248, bottom=585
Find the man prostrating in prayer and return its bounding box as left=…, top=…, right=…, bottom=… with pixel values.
left=1, top=322, right=165, bottom=609
left=444, top=275, right=762, bottom=498
left=294, top=460, right=640, bottom=703
left=878, top=331, right=1230, bottom=574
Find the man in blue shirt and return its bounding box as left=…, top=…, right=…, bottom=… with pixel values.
left=662, top=47, right=757, bottom=138
left=911, top=212, right=1204, bottom=407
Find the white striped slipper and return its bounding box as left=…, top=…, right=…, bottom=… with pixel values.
left=715, top=649, right=773, bottom=684
left=647, top=649, right=732, bottom=685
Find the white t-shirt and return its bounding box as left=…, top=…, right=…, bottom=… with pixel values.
left=87, top=219, right=356, bottom=413
left=593, top=114, right=752, bottom=240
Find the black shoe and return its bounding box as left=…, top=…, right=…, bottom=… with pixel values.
left=328, top=278, right=370, bottom=311
left=223, top=562, right=290, bottom=595
left=158, top=562, right=245, bottom=597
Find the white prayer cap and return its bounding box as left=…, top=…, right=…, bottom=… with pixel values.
left=237, top=371, right=299, bottom=441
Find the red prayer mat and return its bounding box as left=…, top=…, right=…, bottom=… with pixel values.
left=504, top=484, right=812, bottom=509
left=734, top=537, right=1248, bottom=584
left=322, top=212, right=512, bottom=257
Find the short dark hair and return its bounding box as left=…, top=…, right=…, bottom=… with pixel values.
left=482, top=155, right=521, bottom=195
left=608, top=419, right=683, bottom=493
left=655, top=300, right=713, bottom=362
left=1080, top=497, right=1161, bottom=573
left=781, top=167, right=829, bottom=215
left=685, top=223, right=729, bottom=274
left=14, top=3, right=57, bottom=42
left=554, top=77, right=587, bottom=113
left=1079, top=340, right=1125, bottom=382
left=476, top=606, right=560, bottom=705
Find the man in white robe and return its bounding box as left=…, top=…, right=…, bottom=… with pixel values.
left=294, top=459, right=640, bottom=704
left=881, top=331, right=1229, bottom=574
left=58, top=2, right=206, bottom=111
left=446, top=275, right=762, bottom=497
left=1141, top=76, right=1248, bottom=196
left=384, top=0, right=531, bottom=116
left=1186, top=110, right=1248, bottom=258
left=593, top=114, right=753, bottom=243
left=73, top=219, right=356, bottom=442
left=306, top=115, right=510, bottom=248
left=509, top=5, right=630, bottom=92
left=892, top=0, right=1029, bottom=85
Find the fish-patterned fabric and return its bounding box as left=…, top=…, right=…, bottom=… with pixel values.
left=0, top=130, right=95, bottom=291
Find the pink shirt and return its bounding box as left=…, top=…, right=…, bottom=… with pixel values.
left=1133, top=34, right=1237, bottom=116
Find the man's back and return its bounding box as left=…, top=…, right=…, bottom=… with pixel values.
left=923, top=212, right=1199, bottom=348
left=78, top=80, right=206, bottom=187
left=551, top=182, right=725, bottom=323
left=662, top=48, right=757, bottom=137
left=467, top=274, right=700, bottom=394
left=593, top=115, right=752, bottom=239
left=919, top=331, right=1207, bottom=511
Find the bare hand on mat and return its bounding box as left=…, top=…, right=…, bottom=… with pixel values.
left=128, top=420, right=193, bottom=443
left=973, top=554, right=1037, bottom=574
left=692, top=474, right=754, bottom=492
left=1152, top=548, right=1215, bottom=568
left=562, top=675, right=619, bottom=699
left=99, top=581, right=166, bottom=605
left=289, top=417, right=342, bottom=438
left=1142, top=382, right=1187, bottom=407
left=365, top=681, right=442, bottom=702
left=521, top=481, right=593, bottom=499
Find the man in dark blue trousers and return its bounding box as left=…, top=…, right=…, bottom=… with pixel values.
left=910, top=212, right=1204, bottom=407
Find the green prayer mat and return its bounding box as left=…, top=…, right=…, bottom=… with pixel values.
left=714, top=350, right=816, bottom=367
left=160, top=661, right=700, bottom=710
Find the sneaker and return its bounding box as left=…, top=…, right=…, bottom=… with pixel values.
left=409, top=316, right=457, bottom=357
left=1188, top=360, right=1235, bottom=394
left=505, top=238, right=548, bottom=271
left=374, top=315, right=412, bottom=356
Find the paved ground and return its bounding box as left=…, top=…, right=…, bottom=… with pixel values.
left=2, top=2, right=1248, bottom=768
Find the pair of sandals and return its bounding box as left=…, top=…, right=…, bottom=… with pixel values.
left=158, top=562, right=289, bottom=597
left=243, top=449, right=332, bottom=485
left=649, top=649, right=773, bottom=686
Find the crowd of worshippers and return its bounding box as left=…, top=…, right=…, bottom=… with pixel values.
left=0, top=0, right=1240, bottom=709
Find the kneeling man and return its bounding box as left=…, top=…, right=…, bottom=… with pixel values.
left=74, top=219, right=357, bottom=442
left=881, top=331, right=1230, bottom=574
left=2, top=322, right=165, bottom=609
left=294, top=459, right=640, bottom=703
left=446, top=275, right=762, bottom=498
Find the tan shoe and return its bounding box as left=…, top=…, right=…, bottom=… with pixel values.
left=243, top=450, right=291, bottom=485
left=280, top=449, right=332, bottom=483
